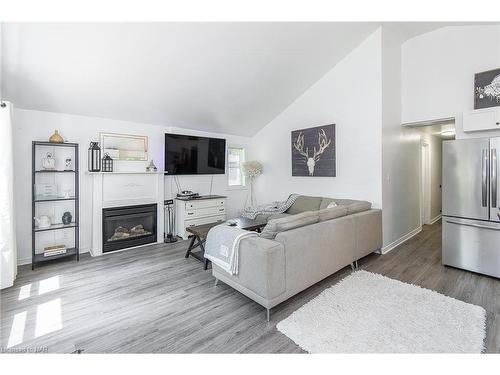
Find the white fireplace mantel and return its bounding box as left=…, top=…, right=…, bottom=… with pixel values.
left=89, top=172, right=164, bottom=256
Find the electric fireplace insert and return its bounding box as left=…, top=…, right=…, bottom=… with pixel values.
left=102, top=204, right=157, bottom=253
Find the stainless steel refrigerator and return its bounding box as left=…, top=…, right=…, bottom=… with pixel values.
left=442, top=137, right=500, bottom=278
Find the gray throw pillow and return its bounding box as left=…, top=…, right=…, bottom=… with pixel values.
left=334, top=199, right=372, bottom=214
left=260, top=211, right=320, bottom=239
left=286, top=196, right=322, bottom=215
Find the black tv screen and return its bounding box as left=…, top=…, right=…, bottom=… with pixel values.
left=164, top=134, right=226, bottom=175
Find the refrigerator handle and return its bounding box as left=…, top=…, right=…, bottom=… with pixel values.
left=482, top=149, right=488, bottom=207
left=446, top=219, right=500, bottom=231
left=492, top=148, right=497, bottom=208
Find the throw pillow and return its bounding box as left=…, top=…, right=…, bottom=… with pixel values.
left=286, top=196, right=322, bottom=215
left=326, top=201, right=338, bottom=209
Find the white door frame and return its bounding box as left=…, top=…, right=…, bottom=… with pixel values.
left=420, top=141, right=431, bottom=225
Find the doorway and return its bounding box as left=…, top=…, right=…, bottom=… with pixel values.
left=403, top=118, right=455, bottom=228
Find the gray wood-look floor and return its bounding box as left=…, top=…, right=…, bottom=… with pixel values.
left=1, top=221, right=499, bottom=353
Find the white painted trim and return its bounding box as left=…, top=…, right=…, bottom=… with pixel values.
left=429, top=214, right=442, bottom=225
left=380, top=226, right=422, bottom=254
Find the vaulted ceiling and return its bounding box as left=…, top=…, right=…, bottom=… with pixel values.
left=1, top=22, right=446, bottom=136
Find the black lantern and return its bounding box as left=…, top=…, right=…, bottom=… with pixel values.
left=88, top=142, right=101, bottom=172
left=102, top=153, right=113, bottom=172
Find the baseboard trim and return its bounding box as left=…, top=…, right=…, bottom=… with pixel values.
left=380, top=226, right=422, bottom=255
left=429, top=214, right=442, bottom=225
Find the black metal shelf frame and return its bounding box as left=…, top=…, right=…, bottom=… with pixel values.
left=34, top=222, right=79, bottom=232
left=34, top=197, right=77, bottom=202
left=33, top=247, right=78, bottom=263
left=32, top=141, right=80, bottom=269
left=35, top=170, right=76, bottom=173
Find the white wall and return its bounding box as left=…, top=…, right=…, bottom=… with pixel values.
left=381, top=27, right=422, bottom=251
left=13, top=109, right=250, bottom=265
left=249, top=29, right=383, bottom=208
left=402, top=25, right=500, bottom=139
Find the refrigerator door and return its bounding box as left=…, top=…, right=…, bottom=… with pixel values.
left=442, top=217, right=500, bottom=278
left=491, top=137, right=500, bottom=222
left=443, top=138, right=490, bottom=221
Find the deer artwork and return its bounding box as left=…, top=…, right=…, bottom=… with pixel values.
left=293, top=128, right=332, bottom=176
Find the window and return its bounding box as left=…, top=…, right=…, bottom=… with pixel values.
left=228, top=147, right=245, bottom=187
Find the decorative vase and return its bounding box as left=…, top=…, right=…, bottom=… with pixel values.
left=241, top=161, right=263, bottom=207
left=146, top=159, right=157, bottom=172
left=49, top=130, right=64, bottom=143
left=62, top=212, right=72, bottom=225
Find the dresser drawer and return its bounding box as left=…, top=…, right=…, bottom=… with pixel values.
left=185, top=206, right=226, bottom=219
left=185, top=199, right=225, bottom=210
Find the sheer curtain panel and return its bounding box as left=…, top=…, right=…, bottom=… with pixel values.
left=0, top=101, right=17, bottom=289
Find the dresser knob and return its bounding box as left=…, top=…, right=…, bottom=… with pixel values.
left=496, top=122, right=500, bottom=125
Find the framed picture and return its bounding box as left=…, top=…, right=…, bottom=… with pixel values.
left=291, top=124, right=335, bottom=177
left=99, top=133, right=148, bottom=161
left=474, top=68, right=500, bottom=109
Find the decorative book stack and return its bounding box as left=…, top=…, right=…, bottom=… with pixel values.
left=43, top=244, right=67, bottom=257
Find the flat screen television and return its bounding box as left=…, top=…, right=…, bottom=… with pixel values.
left=164, top=133, right=226, bottom=175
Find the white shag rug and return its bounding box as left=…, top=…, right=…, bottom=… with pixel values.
left=277, top=270, right=486, bottom=353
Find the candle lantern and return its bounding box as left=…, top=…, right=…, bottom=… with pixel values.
left=88, top=142, right=101, bottom=172
left=102, top=153, right=113, bottom=172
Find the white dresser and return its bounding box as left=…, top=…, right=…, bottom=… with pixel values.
left=175, top=195, right=227, bottom=239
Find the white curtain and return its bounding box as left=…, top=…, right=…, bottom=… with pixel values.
left=0, top=101, right=17, bottom=289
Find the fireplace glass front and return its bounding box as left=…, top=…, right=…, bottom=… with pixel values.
left=102, top=204, right=157, bottom=253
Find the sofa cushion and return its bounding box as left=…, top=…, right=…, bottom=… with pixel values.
left=286, top=196, right=322, bottom=215
left=268, top=213, right=292, bottom=221
left=255, top=212, right=292, bottom=223
left=318, top=206, right=348, bottom=222
left=334, top=199, right=372, bottom=214
left=260, top=211, right=319, bottom=239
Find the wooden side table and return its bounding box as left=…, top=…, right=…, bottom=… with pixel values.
left=185, top=222, right=219, bottom=270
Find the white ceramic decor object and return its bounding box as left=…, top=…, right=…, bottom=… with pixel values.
left=42, top=152, right=56, bottom=170
left=34, top=215, right=51, bottom=229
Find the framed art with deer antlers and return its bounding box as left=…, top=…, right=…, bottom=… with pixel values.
left=291, top=124, right=335, bottom=177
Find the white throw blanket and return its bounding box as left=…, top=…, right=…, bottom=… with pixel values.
left=241, top=194, right=299, bottom=219
left=204, top=224, right=258, bottom=275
